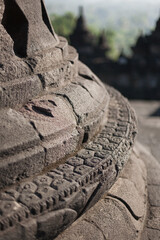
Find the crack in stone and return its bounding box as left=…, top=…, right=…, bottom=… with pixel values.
left=108, top=194, right=141, bottom=221
left=24, top=60, right=34, bottom=73
left=1, top=87, right=10, bottom=103
left=72, top=81, right=94, bottom=99
left=78, top=73, right=94, bottom=81
left=38, top=73, right=46, bottom=89
left=72, top=81, right=103, bottom=105
left=29, top=120, right=47, bottom=166
left=80, top=182, right=102, bottom=216
left=55, top=93, right=80, bottom=124
left=30, top=121, right=44, bottom=141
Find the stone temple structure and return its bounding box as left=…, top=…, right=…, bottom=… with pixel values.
left=70, top=8, right=160, bottom=100
left=70, top=6, right=96, bottom=63
left=0, top=1, right=147, bottom=240
left=70, top=7, right=110, bottom=66
left=113, top=18, right=160, bottom=99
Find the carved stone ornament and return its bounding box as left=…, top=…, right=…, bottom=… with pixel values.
left=0, top=1, right=137, bottom=239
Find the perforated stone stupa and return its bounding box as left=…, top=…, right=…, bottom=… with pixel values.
left=0, top=1, right=137, bottom=240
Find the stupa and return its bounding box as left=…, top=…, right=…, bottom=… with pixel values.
left=0, top=1, right=137, bottom=239
left=70, top=6, right=96, bottom=62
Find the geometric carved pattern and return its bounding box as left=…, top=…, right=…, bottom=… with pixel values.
left=0, top=87, right=137, bottom=239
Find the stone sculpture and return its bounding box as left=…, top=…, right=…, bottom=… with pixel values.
left=0, top=1, right=137, bottom=239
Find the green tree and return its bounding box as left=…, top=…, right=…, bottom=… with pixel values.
left=50, top=12, right=76, bottom=42
left=50, top=13, right=117, bottom=59
left=104, top=29, right=117, bottom=60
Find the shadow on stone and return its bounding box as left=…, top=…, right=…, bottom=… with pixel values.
left=150, top=107, right=160, bottom=117
left=2, top=0, right=28, bottom=57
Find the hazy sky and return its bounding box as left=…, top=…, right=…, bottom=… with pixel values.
left=45, top=0, right=160, bottom=3
left=45, top=0, right=160, bottom=14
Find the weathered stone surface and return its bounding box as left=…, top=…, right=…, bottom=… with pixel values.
left=2, top=0, right=58, bottom=57
left=86, top=197, right=138, bottom=240
left=55, top=148, right=147, bottom=240
left=56, top=220, right=105, bottom=240
left=0, top=200, right=23, bottom=220
left=56, top=37, right=68, bottom=58
left=37, top=209, right=77, bottom=240
left=0, top=218, right=37, bottom=240
left=133, top=142, right=160, bottom=170
left=0, top=146, right=45, bottom=189
left=43, top=127, right=81, bottom=166
left=0, top=1, right=138, bottom=239
left=21, top=95, right=77, bottom=140
left=0, top=109, right=40, bottom=157
left=146, top=229, right=160, bottom=240
left=56, top=81, right=109, bottom=126
left=0, top=19, right=31, bottom=82
left=0, top=1, right=79, bottom=108
left=148, top=185, right=160, bottom=207
left=0, top=66, right=115, bottom=189
left=0, top=108, right=46, bottom=188
left=147, top=207, right=160, bottom=230
left=0, top=76, right=43, bottom=108
left=19, top=219, right=37, bottom=240
left=53, top=74, right=110, bottom=143
left=56, top=198, right=139, bottom=240
left=133, top=142, right=160, bottom=240
left=38, top=61, right=73, bottom=88
left=0, top=226, right=22, bottom=240
left=147, top=168, right=160, bottom=185
left=0, top=87, right=137, bottom=239
left=78, top=61, right=104, bottom=88
left=76, top=76, right=107, bottom=104
left=0, top=0, right=60, bottom=94
left=108, top=178, right=145, bottom=218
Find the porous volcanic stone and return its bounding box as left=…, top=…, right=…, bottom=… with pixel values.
left=0, top=87, right=137, bottom=240
left=0, top=1, right=138, bottom=239
left=55, top=149, right=147, bottom=240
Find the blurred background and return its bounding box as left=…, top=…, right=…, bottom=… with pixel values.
left=45, top=0, right=160, bottom=100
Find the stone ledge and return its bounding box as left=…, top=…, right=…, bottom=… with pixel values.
left=0, top=87, right=137, bottom=240
left=0, top=62, right=109, bottom=189
left=0, top=3, right=138, bottom=240
left=0, top=37, right=79, bottom=109
left=133, top=142, right=160, bottom=240
left=56, top=147, right=147, bottom=240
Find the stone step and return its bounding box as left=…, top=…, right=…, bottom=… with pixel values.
left=55, top=147, right=147, bottom=240
left=0, top=38, right=79, bottom=109
left=0, top=2, right=138, bottom=240
left=0, top=86, right=137, bottom=240
left=0, top=63, right=109, bottom=189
